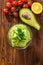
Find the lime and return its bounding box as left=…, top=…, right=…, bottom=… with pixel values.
left=31, top=2, right=42, bottom=14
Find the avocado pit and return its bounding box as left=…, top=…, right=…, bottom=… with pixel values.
left=22, top=12, right=31, bottom=20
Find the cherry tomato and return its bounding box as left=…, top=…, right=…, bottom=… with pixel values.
left=6, top=2, right=11, bottom=9
left=12, top=1, right=18, bottom=7
left=18, top=0, right=23, bottom=6
left=3, top=8, right=8, bottom=14
left=11, top=7, right=15, bottom=12
left=28, top=1, right=32, bottom=7
left=8, top=0, right=13, bottom=3
left=13, top=12, right=18, bottom=17
left=23, top=4, right=28, bottom=8
left=21, top=0, right=27, bottom=3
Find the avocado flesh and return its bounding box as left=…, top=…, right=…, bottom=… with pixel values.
left=19, top=8, right=40, bottom=30
left=8, top=24, right=31, bottom=47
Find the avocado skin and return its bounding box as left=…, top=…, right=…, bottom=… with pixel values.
left=19, top=8, right=40, bottom=30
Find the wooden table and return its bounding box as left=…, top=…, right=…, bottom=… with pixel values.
left=0, top=0, right=43, bottom=65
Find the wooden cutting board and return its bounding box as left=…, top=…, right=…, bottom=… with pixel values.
left=0, top=0, right=43, bottom=65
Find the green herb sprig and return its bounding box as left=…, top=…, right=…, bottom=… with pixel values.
left=14, top=28, right=26, bottom=41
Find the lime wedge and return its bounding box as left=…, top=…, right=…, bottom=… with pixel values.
left=31, top=2, right=42, bottom=14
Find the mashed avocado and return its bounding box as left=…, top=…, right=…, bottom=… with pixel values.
left=8, top=24, right=32, bottom=48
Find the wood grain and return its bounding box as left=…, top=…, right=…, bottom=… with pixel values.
left=0, top=0, right=43, bottom=65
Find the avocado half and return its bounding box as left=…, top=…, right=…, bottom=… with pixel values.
left=19, top=8, right=40, bottom=30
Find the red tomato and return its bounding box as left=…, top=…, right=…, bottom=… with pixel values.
left=28, top=1, right=32, bottom=7
left=12, top=1, right=18, bottom=7
left=3, top=8, right=8, bottom=14
left=23, top=4, right=28, bottom=8
left=13, top=12, right=18, bottom=17
left=6, top=2, right=11, bottom=9
left=11, top=7, right=15, bottom=12
left=21, top=0, right=27, bottom=3
left=8, top=0, right=13, bottom=3
left=18, top=0, right=23, bottom=6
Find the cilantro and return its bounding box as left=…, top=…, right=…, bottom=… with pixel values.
left=14, top=28, right=26, bottom=41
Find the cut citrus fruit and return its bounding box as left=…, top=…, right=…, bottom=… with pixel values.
left=31, top=2, right=42, bottom=14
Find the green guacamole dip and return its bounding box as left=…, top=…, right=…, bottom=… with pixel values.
left=8, top=24, right=32, bottom=48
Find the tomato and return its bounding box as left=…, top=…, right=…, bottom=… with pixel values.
left=21, top=0, right=27, bottom=3
left=6, top=2, right=11, bottom=9
left=18, top=0, right=23, bottom=6
left=28, top=1, right=32, bottom=7
left=12, top=1, right=18, bottom=7
left=11, top=7, right=15, bottom=12
left=3, top=8, right=8, bottom=14
left=13, top=12, right=18, bottom=17
left=8, top=0, right=13, bottom=3
left=23, top=4, right=28, bottom=8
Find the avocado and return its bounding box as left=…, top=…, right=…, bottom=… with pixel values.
left=19, top=8, right=40, bottom=30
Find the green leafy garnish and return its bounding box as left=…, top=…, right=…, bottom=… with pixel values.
left=14, top=28, right=26, bottom=41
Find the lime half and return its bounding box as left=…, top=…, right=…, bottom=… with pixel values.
left=31, top=2, right=42, bottom=14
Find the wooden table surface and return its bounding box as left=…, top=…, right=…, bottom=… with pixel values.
left=0, top=0, right=43, bottom=65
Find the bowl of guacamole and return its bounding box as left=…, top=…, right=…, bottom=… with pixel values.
left=8, top=24, right=32, bottom=49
